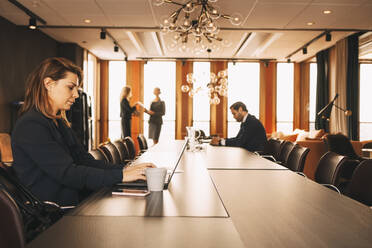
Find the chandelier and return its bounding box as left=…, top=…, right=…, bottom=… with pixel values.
left=181, top=69, right=228, bottom=105
left=152, top=0, right=243, bottom=50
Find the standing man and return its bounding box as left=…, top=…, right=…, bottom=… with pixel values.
left=210, top=101, right=267, bottom=152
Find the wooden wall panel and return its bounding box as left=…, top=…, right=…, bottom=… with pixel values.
left=210, top=61, right=228, bottom=138
left=99, top=60, right=109, bottom=144
left=126, top=61, right=144, bottom=153
left=293, top=62, right=310, bottom=131
left=176, top=61, right=193, bottom=139
left=259, top=62, right=277, bottom=134
left=0, top=16, right=58, bottom=133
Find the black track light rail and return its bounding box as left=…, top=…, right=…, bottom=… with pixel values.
left=105, top=30, right=128, bottom=59
left=285, top=31, right=328, bottom=59
left=8, top=0, right=47, bottom=25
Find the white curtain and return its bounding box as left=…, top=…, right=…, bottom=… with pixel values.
left=329, top=38, right=348, bottom=135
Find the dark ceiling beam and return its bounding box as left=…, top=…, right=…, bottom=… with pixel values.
left=285, top=31, right=328, bottom=59
left=26, top=25, right=372, bottom=32
left=105, top=30, right=128, bottom=59
left=8, top=0, right=47, bottom=24
left=136, top=57, right=277, bottom=62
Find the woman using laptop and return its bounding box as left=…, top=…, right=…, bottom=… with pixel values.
left=11, top=57, right=154, bottom=206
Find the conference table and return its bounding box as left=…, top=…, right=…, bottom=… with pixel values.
left=27, top=141, right=372, bottom=248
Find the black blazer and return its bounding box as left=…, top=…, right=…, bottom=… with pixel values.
left=11, top=109, right=123, bottom=206
left=149, top=100, right=165, bottom=125
left=120, top=98, right=136, bottom=119
left=225, top=114, right=267, bottom=152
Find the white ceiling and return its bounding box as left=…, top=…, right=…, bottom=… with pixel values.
left=1, top=0, right=371, bottom=61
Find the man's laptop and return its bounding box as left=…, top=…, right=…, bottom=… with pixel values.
left=116, top=140, right=187, bottom=190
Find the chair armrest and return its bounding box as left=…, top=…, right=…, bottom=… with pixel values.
left=260, top=155, right=276, bottom=162
left=296, top=172, right=307, bottom=178
left=321, top=184, right=341, bottom=194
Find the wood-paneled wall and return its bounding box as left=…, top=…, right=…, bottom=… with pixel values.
left=210, top=61, right=228, bottom=138
left=0, top=17, right=58, bottom=132
left=176, top=61, right=193, bottom=139
left=127, top=61, right=144, bottom=152
left=259, top=61, right=277, bottom=134
left=293, top=62, right=310, bottom=130
left=99, top=60, right=109, bottom=143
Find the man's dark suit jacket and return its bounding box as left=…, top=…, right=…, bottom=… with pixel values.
left=11, top=109, right=123, bottom=206
left=225, top=114, right=267, bottom=152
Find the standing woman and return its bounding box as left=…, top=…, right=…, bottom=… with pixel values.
left=145, top=87, right=165, bottom=144
left=120, top=86, right=138, bottom=138
left=11, top=57, right=154, bottom=206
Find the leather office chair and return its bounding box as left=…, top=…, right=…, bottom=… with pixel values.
left=347, top=160, right=372, bottom=206
left=99, top=142, right=122, bottom=165
left=324, top=133, right=366, bottom=161
left=137, top=134, right=148, bottom=152
left=0, top=165, right=65, bottom=242
left=256, top=138, right=283, bottom=162
left=277, top=141, right=295, bottom=166
left=286, top=145, right=310, bottom=173
left=314, top=152, right=359, bottom=194
left=0, top=187, right=25, bottom=248
left=113, top=140, right=132, bottom=165
left=123, top=137, right=137, bottom=160
left=88, top=148, right=109, bottom=162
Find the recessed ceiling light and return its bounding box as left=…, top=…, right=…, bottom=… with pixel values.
left=307, top=22, right=315, bottom=26
left=84, top=19, right=91, bottom=24
left=323, top=10, right=332, bottom=14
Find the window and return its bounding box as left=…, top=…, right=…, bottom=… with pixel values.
left=309, top=63, right=317, bottom=130
left=227, top=62, right=260, bottom=136
left=84, top=53, right=97, bottom=148
left=108, top=61, right=126, bottom=141
left=192, top=62, right=211, bottom=135
left=276, top=63, right=294, bottom=134
left=144, top=62, right=176, bottom=144
left=359, top=63, right=372, bottom=140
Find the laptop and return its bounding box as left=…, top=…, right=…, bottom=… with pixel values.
left=116, top=140, right=187, bottom=190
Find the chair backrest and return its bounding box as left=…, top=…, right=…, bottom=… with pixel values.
left=99, top=142, right=122, bottom=164
left=124, top=136, right=136, bottom=160
left=0, top=188, right=25, bottom=248
left=362, top=142, right=372, bottom=149
left=88, top=149, right=109, bottom=162
left=324, top=133, right=360, bottom=160
left=286, top=145, right=310, bottom=172
left=137, top=134, right=148, bottom=151
left=0, top=165, right=63, bottom=242
left=347, top=160, right=372, bottom=206
left=314, top=151, right=358, bottom=187
left=0, top=133, right=13, bottom=165
left=113, top=140, right=131, bottom=163
left=262, top=138, right=283, bottom=159
left=278, top=141, right=295, bottom=164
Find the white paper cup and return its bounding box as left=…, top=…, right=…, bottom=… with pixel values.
left=145, top=168, right=167, bottom=191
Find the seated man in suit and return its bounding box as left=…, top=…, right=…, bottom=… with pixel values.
left=210, top=101, right=267, bottom=152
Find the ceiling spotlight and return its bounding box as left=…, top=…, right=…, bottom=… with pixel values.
left=325, top=32, right=332, bottom=42
left=84, top=19, right=91, bottom=24
left=28, top=17, right=37, bottom=30
left=302, top=47, right=308, bottom=55
left=100, top=29, right=106, bottom=40
left=307, top=22, right=314, bottom=26
left=114, top=44, right=119, bottom=52
left=323, top=10, right=332, bottom=14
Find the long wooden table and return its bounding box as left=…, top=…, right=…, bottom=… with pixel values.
left=27, top=141, right=372, bottom=248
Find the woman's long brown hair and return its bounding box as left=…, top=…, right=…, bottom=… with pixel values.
left=20, top=57, right=83, bottom=123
